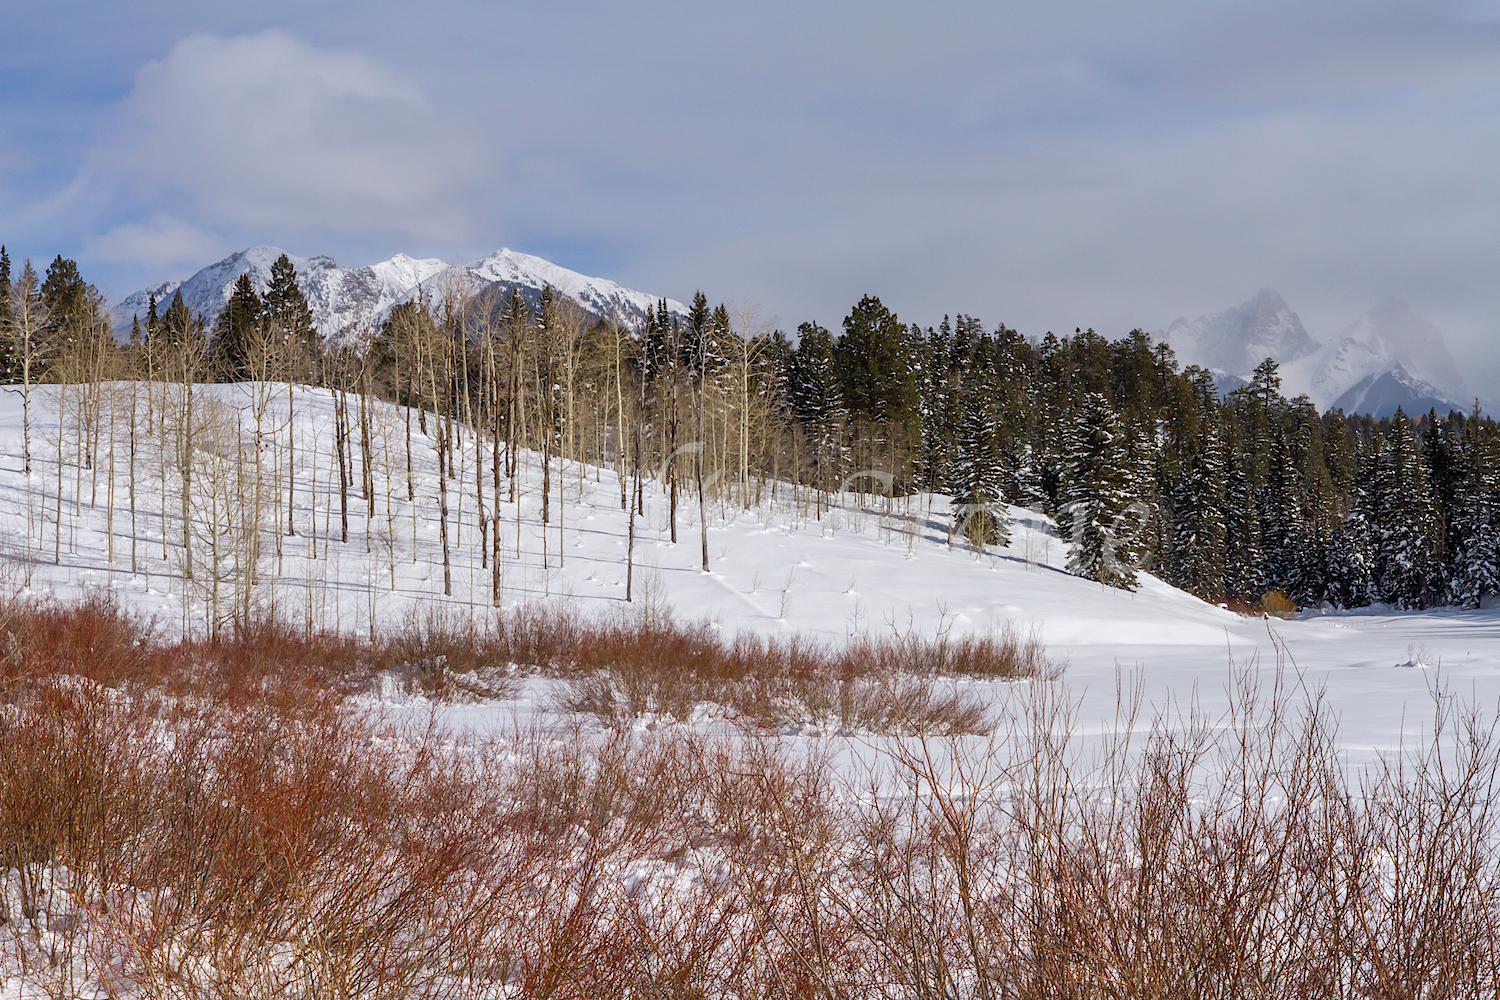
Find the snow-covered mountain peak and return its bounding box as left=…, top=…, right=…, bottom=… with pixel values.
left=116, top=246, right=684, bottom=342
left=462, top=248, right=687, bottom=323
left=1163, top=287, right=1318, bottom=377
left=1335, top=298, right=1467, bottom=401
left=1158, top=288, right=1472, bottom=417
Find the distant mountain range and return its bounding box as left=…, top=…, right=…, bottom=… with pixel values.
left=114, top=246, right=687, bottom=342
left=1157, top=289, right=1477, bottom=418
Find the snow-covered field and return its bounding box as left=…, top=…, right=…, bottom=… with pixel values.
left=0, top=381, right=1495, bottom=759
left=7, top=380, right=1500, bottom=998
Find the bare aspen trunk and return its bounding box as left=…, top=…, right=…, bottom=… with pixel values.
left=56, top=382, right=65, bottom=563
left=437, top=417, right=452, bottom=596
left=129, top=379, right=138, bottom=576
left=335, top=384, right=349, bottom=543
left=182, top=377, right=193, bottom=581
left=669, top=377, right=679, bottom=543
left=476, top=355, right=487, bottom=570
left=627, top=420, right=638, bottom=603
left=360, top=369, right=373, bottom=503
left=286, top=378, right=296, bottom=536
left=615, top=323, right=628, bottom=510
left=106, top=384, right=116, bottom=565
left=697, top=360, right=709, bottom=572
left=405, top=390, right=415, bottom=502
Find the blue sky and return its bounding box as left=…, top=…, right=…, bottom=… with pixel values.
left=4, top=2, right=1500, bottom=389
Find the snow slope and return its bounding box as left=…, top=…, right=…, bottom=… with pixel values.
left=0, top=383, right=1497, bottom=763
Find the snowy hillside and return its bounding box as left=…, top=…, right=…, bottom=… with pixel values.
left=114, top=246, right=688, bottom=342
left=0, top=382, right=1496, bottom=759
left=1160, top=290, right=1473, bottom=416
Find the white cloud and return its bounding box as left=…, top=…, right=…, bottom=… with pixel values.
left=109, top=31, right=489, bottom=244
left=84, top=215, right=228, bottom=268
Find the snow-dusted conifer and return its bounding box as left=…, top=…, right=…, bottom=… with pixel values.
left=1374, top=409, right=1441, bottom=609
left=1258, top=431, right=1305, bottom=595
left=1223, top=452, right=1265, bottom=600
left=1167, top=418, right=1226, bottom=598
left=952, top=397, right=1008, bottom=549
left=1451, top=428, right=1500, bottom=607
left=1059, top=392, right=1140, bottom=589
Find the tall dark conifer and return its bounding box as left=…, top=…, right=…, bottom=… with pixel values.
left=1373, top=409, right=1441, bottom=608
left=213, top=272, right=263, bottom=381
left=952, top=396, right=1008, bottom=548
left=1167, top=418, right=1227, bottom=598
left=1060, top=392, right=1141, bottom=589
left=1223, top=450, right=1265, bottom=600
left=265, top=253, right=319, bottom=379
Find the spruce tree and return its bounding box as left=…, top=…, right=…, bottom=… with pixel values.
left=1223, top=451, right=1266, bottom=600
left=146, top=293, right=160, bottom=342
left=0, top=246, right=11, bottom=327
left=791, top=321, right=846, bottom=487
left=265, top=253, right=319, bottom=380
left=1450, top=422, right=1500, bottom=607
left=1259, top=430, right=1306, bottom=595
left=155, top=289, right=197, bottom=353
left=1167, top=419, right=1227, bottom=599
left=1374, top=409, right=1441, bottom=608
left=1059, top=392, right=1141, bottom=589
left=952, top=396, right=1008, bottom=549
left=213, top=272, right=262, bottom=381
left=0, top=245, right=17, bottom=381
left=834, top=295, right=920, bottom=436
left=1325, top=511, right=1374, bottom=609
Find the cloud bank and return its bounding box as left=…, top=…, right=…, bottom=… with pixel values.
left=3, top=3, right=1500, bottom=395
left=108, top=30, right=488, bottom=247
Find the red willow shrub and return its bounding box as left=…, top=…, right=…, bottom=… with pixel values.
left=3, top=658, right=1500, bottom=997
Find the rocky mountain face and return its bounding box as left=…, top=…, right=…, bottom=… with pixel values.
left=1158, top=290, right=1473, bottom=418
left=115, top=247, right=686, bottom=341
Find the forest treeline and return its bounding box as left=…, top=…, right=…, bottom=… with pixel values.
left=2, top=245, right=1496, bottom=611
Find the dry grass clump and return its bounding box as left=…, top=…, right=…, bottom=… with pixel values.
left=553, top=619, right=1056, bottom=734
left=1261, top=588, right=1298, bottom=619
left=0, top=592, right=1050, bottom=730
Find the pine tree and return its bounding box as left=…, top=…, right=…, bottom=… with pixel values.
left=1259, top=430, right=1306, bottom=595
left=1167, top=418, right=1227, bottom=598
left=1059, top=392, right=1141, bottom=589
left=834, top=295, right=920, bottom=436
left=791, top=321, right=846, bottom=488
left=265, top=253, right=319, bottom=380
left=952, top=396, right=1008, bottom=549
left=1450, top=421, right=1500, bottom=607
left=0, top=245, right=17, bottom=381
left=213, top=272, right=263, bottom=381
left=1223, top=451, right=1265, bottom=600
left=1373, top=409, right=1441, bottom=609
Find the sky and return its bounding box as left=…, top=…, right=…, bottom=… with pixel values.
left=3, top=1, right=1500, bottom=392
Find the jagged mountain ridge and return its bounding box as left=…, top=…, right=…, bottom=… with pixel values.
left=1158, top=290, right=1474, bottom=418
left=115, top=246, right=688, bottom=340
